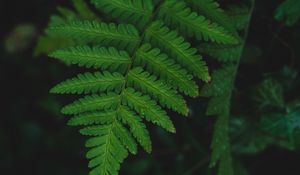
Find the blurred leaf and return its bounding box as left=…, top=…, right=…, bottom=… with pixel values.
left=4, top=24, right=37, bottom=53
left=199, top=43, right=242, bottom=63
left=260, top=100, right=300, bottom=149
left=252, top=78, right=285, bottom=110
left=275, top=0, right=300, bottom=27
left=226, top=5, right=250, bottom=31
left=206, top=93, right=231, bottom=116
left=210, top=113, right=230, bottom=167
left=230, top=117, right=293, bottom=154
left=201, top=65, right=236, bottom=97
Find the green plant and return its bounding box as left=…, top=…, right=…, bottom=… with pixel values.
left=199, top=1, right=255, bottom=174
left=39, top=0, right=258, bottom=174
left=275, top=0, right=300, bottom=27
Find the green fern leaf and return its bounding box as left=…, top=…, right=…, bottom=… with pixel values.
left=135, top=44, right=198, bottom=97
left=81, top=125, right=128, bottom=175
left=48, top=21, right=139, bottom=50
left=123, top=88, right=175, bottom=133
left=159, top=0, right=238, bottom=44
left=186, top=0, right=237, bottom=36
left=44, top=0, right=247, bottom=174
left=201, top=65, right=236, bottom=97
left=128, top=68, right=188, bottom=115
left=49, top=46, right=131, bottom=71
left=61, top=93, right=120, bottom=115
left=199, top=43, right=242, bottom=63
left=91, top=0, right=153, bottom=28
left=50, top=72, right=125, bottom=94
left=67, top=111, right=116, bottom=126
left=226, top=5, right=251, bottom=31
left=113, top=122, right=137, bottom=154
left=145, top=21, right=210, bottom=81
left=210, top=113, right=230, bottom=167
left=206, top=94, right=231, bottom=116
left=118, top=106, right=152, bottom=153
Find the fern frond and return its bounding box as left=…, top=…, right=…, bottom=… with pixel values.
left=201, top=65, right=235, bottom=97
left=226, top=5, right=251, bottom=31
left=68, top=111, right=116, bottom=126
left=113, top=122, right=137, bottom=154
left=159, top=0, right=238, bottom=44
left=48, top=21, right=139, bottom=50
left=136, top=44, right=198, bottom=97
left=50, top=72, right=125, bottom=94
left=91, top=0, right=153, bottom=28
left=61, top=93, right=120, bottom=115
left=49, top=46, right=130, bottom=71
left=252, top=78, right=285, bottom=109
left=199, top=43, right=242, bottom=62
left=81, top=125, right=128, bottom=175
left=118, top=106, right=152, bottom=153
left=145, top=21, right=210, bottom=81
left=123, top=88, right=175, bottom=133
left=45, top=0, right=248, bottom=173
left=128, top=68, right=188, bottom=115
left=186, top=0, right=237, bottom=36
left=206, top=94, right=231, bottom=116
left=80, top=124, right=112, bottom=136
left=210, top=113, right=230, bottom=167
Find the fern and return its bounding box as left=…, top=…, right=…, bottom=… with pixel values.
left=34, top=0, right=100, bottom=56
left=159, top=0, right=238, bottom=44
left=186, top=0, right=237, bottom=36
left=200, top=1, right=255, bottom=174
left=260, top=100, right=300, bottom=148
left=199, top=43, right=242, bottom=63
left=45, top=0, right=240, bottom=174
left=91, top=0, right=153, bottom=29
left=50, top=72, right=125, bottom=94
left=252, top=78, right=285, bottom=109
left=226, top=5, right=251, bottom=31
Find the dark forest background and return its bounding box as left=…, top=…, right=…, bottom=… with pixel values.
left=1, top=0, right=300, bottom=174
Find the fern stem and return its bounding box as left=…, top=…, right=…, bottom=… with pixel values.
left=210, top=0, right=256, bottom=173
left=114, top=1, right=166, bottom=116
left=100, top=1, right=168, bottom=142
left=232, top=0, right=256, bottom=79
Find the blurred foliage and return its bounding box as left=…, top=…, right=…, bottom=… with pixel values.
left=4, top=24, right=37, bottom=53
left=1, top=0, right=300, bottom=174
left=275, top=0, right=300, bottom=27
